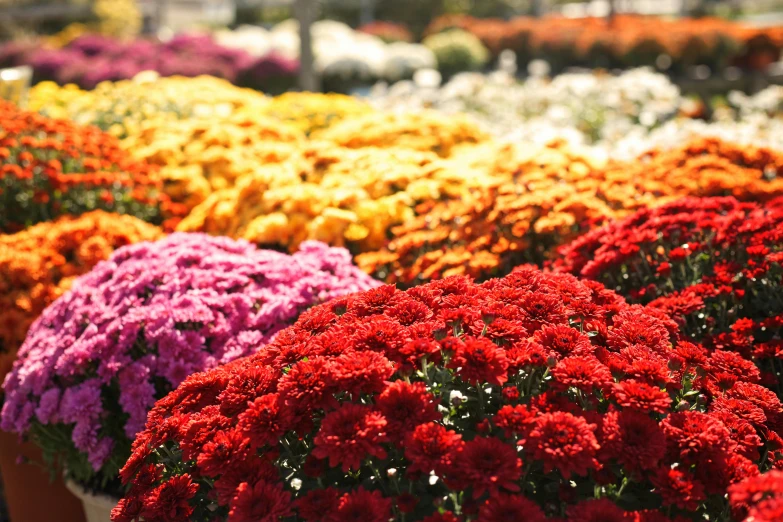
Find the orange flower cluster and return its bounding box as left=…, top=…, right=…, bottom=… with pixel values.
left=358, top=21, right=414, bottom=43
left=425, top=14, right=782, bottom=72
left=356, top=137, right=783, bottom=286
left=0, top=101, right=182, bottom=232
left=0, top=211, right=161, bottom=381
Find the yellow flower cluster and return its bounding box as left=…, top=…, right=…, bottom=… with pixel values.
left=30, top=74, right=270, bottom=139
left=29, top=76, right=307, bottom=210
left=177, top=141, right=511, bottom=252
left=259, top=92, right=375, bottom=135
left=314, top=111, right=489, bottom=157
left=29, top=80, right=494, bottom=219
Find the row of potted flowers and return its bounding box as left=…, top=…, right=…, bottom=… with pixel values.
left=1, top=192, right=782, bottom=521
left=1, top=86, right=783, bottom=520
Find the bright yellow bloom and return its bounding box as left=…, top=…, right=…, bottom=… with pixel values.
left=314, top=110, right=489, bottom=157
left=259, top=92, right=374, bottom=135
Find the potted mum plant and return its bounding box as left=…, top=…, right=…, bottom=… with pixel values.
left=1, top=233, right=378, bottom=522
left=0, top=210, right=161, bottom=522
left=116, top=266, right=780, bottom=521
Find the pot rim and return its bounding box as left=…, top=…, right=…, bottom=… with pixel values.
left=64, top=479, right=119, bottom=509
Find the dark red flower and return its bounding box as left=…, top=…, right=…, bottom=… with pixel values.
left=518, top=291, right=567, bottom=330
left=227, top=480, right=292, bottom=522
left=505, top=339, right=549, bottom=371
left=396, top=492, right=418, bottom=513
left=456, top=436, right=522, bottom=498
left=277, top=356, right=337, bottom=413
left=351, top=285, right=402, bottom=317
left=295, top=488, right=341, bottom=521
left=607, top=308, right=671, bottom=355
left=350, top=316, right=405, bottom=353
left=219, top=366, right=278, bottom=416
left=612, top=380, right=672, bottom=414
left=493, top=404, right=536, bottom=438
left=214, top=457, right=280, bottom=505
left=197, top=429, right=250, bottom=478
left=448, top=336, right=509, bottom=386
left=405, top=422, right=464, bottom=476
left=729, top=470, right=783, bottom=522
left=501, top=386, right=520, bottom=402
left=661, top=411, right=732, bottom=465
left=375, top=381, right=438, bottom=442
left=727, top=382, right=783, bottom=420
left=651, top=467, right=705, bottom=511
left=524, top=411, right=599, bottom=478
left=140, top=474, right=199, bottom=522
left=237, top=394, right=293, bottom=450
left=601, top=410, right=666, bottom=474
left=111, top=497, right=143, bottom=522
left=707, top=350, right=761, bottom=383
left=534, top=324, right=594, bottom=359
left=550, top=355, right=613, bottom=393
left=312, top=403, right=388, bottom=472
left=324, top=488, right=391, bottom=522
left=477, top=493, right=546, bottom=522
left=332, top=349, right=395, bottom=396
left=566, top=498, right=627, bottom=522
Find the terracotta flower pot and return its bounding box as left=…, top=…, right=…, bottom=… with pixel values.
left=0, top=430, right=85, bottom=522
left=66, top=481, right=117, bottom=522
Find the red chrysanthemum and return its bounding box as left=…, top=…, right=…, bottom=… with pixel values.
left=405, top=422, right=464, bottom=476
left=448, top=336, right=509, bottom=386
left=729, top=471, right=783, bottom=522
left=550, top=355, right=613, bottom=394
left=661, top=411, right=732, bottom=465
left=612, top=380, right=672, bottom=414
left=312, top=403, right=388, bottom=472
left=476, top=493, right=546, bottom=522
left=237, top=394, right=294, bottom=450
left=375, top=381, right=439, bottom=442
left=295, top=488, right=341, bottom=521
left=277, top=357, right=338, bottom=413
left=324, top=487, right=392, bottom=522
left=493, top=404, right=536, bottom=438
left=534, top=324, right=594, bottom=359
left=601, top=410, right=665, bottom=474
left=196, top=429, right=250, bottom=478
left=140, top=474, right=199, bottom=522
left=213, top=457, right=279, bottom=505
left=524, top=411, right=599, bottom=478
left=331, top=349, right=395, bottom=397
left=651, top=467, right=706, bottom=511
left=228, top=480, right=292, bottom=522
left=566, top=498, right=627, bottom=522
left=456, top=436, right=523, bottom=498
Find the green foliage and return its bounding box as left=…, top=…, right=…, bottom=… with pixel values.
left=423, top=29, right=490, bottom=78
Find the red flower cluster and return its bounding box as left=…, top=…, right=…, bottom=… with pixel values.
left=555, top=196, right=783, bottom=396
left=729, top=471, right=783, bottom=522
left=116, top=267, right=781, bottom=521
left=0, top=100, right=184, bottom=231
